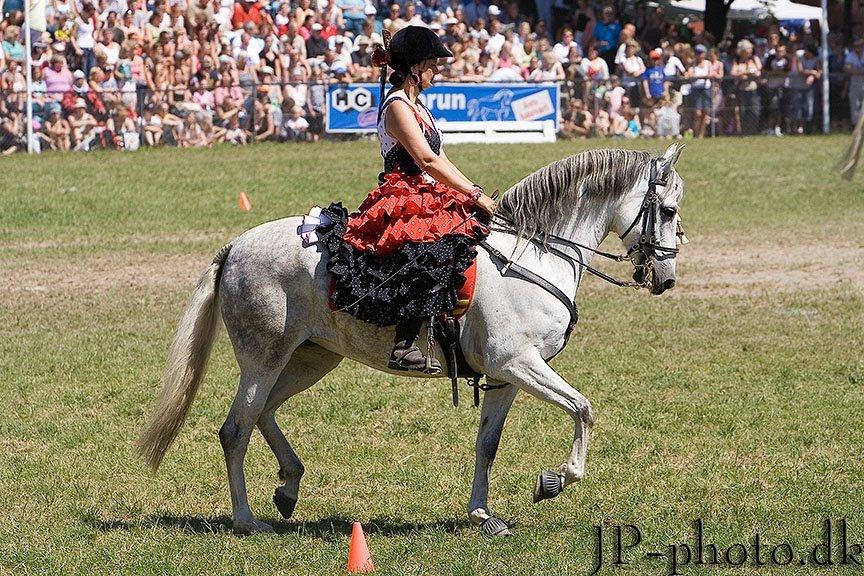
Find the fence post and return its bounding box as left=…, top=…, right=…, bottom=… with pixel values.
left=711, top=85, right=717, bottom=138
left=251, top=81, right=256, bottom=135
left=24, top=0, right=34, bottom=153
left=137, top=85, right=144, bottom=145
left=820, top=0, right=830, bottom=134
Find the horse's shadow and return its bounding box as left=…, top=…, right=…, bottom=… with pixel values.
left=88, top=513, right=471, bottom=538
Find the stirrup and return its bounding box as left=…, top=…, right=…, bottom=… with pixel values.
left=388, top=345, right=441, bottom=374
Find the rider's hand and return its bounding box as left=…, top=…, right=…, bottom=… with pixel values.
left=475, top=193, right=497, bottom=215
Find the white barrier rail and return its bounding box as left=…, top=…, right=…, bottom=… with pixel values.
left=437, top=120, right=557, bottom=144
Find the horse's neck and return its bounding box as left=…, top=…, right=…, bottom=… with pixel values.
left=489, top=201, right=613, bottom=302
left=556, top=205, right=612, bottom=291
left=561, top=207, right=611, bottom=260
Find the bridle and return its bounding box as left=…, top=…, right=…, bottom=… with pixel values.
left=479, top=157, right=685, bottom=355
left=489, top=157, right=683, bottom=287
left=619, top=157, right=681, bottom=269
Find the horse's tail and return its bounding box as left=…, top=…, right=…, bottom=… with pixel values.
left=135, top=243, right=233, bottom=472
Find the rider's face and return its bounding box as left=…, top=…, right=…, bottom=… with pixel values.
left=418, top=59, right=441, bottom=89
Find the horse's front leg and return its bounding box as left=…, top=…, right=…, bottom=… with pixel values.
left=467, top=381, right=518, bottom=537
left=492, top=351, right=594, bottom=503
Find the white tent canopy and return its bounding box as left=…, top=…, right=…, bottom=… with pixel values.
left=670, top=0, right=822, bottom=21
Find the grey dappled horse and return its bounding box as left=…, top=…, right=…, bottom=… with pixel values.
left=137, top=144, right=686, bottom=536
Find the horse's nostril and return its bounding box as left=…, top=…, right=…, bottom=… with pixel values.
left=664, top=279, right=676, bottom=290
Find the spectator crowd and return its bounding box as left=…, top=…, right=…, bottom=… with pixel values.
left=1, top=0, right=863, bottom=153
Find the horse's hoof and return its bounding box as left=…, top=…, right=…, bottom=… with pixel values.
left=533, top=470, right=564, bottom=503
left=233, top=518, right=276, bottom=536
left=273, top=488, right=298, bottom=520
left=480, top=516, right=511, bottom=537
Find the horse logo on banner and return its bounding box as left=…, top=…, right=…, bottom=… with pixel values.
left=467, top=89, right=514, bottom=121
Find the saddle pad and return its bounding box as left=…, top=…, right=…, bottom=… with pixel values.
left=452, top=259, right=477, bottom=318
left=327, top=259, right=478, bottom=318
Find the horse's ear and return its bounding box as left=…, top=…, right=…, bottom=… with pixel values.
left=659, top=142, right=685, bottom=178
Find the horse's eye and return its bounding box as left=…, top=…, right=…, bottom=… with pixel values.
left=661, top=206, right=678, bottom=219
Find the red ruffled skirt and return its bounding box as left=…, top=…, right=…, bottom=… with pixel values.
left=344, top=172, right=488, bottom=256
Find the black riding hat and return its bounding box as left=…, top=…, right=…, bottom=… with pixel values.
left=387, top=25, right=453, bottom=73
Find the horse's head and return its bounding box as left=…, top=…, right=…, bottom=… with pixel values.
left=613, top=143, right=687, bottom=295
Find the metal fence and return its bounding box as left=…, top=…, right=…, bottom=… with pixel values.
left=1, top=74, right=861, bottom=153
left=560, top=72, right=860, bottom=139
left=0, top=81, right=327, bottom=153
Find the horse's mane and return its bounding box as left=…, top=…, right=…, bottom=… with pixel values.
left=497, top=149, right=652, bottom=241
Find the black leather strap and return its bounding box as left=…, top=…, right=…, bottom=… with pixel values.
left=491, top=226, right=638, bottom=288
left=479, top=241, right=578, bottom=354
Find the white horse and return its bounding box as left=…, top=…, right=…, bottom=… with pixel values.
left=137, top=144, right=686, bottom=536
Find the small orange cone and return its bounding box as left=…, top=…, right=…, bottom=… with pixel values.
left=347, top=522, right=375, bottom=573
left=239, top=192, right=252, bottom=212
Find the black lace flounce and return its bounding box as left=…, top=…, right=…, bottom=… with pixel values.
left=317, top=203, right=485, bottom=327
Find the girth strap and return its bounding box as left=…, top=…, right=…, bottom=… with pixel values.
left=432, top=316, right=489, bottom=407
left=478, top=241, right=579, bottom=352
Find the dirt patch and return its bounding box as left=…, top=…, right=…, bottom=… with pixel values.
left=3, top=232, right=862, bottom=300
left=1, top=230, right=229, bottom=252
left=3, top=251, right=207, bottom=297
left=674, top=238, right=863, bottom=297
left=586, top=233, right=863, bottom=298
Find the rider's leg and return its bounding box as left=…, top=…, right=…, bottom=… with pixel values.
left=388, top=317, right=441, bottom=373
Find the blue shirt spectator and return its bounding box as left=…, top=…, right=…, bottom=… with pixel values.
left=338, top=0, right=365, bottom=14
left=338, top=0, right=366, bottom=34
left=593, top=6, right=621, bottom=55
left=641, top=61, right=667, bottom=99
left=464, top=0, right=488, bottom=24
left=418, top=0, right=444, bottom=23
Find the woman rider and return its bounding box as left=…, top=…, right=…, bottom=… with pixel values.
left=317, top=26, right=497, bottom=373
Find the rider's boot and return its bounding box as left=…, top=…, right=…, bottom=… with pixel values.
left=388, top=317, right=441, bottom=374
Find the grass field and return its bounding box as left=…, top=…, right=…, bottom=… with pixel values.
left=2, top=137, right=863, bottom=576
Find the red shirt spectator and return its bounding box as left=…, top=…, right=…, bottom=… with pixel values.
left=321, top=22, right=340, bottom=40
left=232, top=0, right=263, bottom=30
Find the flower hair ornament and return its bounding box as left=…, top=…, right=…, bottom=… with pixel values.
left=374, top=30, right=392, bottom=121
left=371, top=29, right=391, bottom=68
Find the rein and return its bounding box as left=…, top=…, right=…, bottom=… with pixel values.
left=488, top=220, right=642, bottom=289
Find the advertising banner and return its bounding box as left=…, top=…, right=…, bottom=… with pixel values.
left=326, top=82, right=559, bottom=133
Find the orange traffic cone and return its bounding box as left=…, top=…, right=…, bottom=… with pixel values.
left=347, top=522, right=375, bottom=573
left=239, top=192, right=252, bottom=212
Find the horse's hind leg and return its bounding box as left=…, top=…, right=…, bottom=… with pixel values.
left=467, top=382, right=518, bottom=537
left=220, top=362, right=288, bottom=535
left=257, top=342, right=343, bottom=520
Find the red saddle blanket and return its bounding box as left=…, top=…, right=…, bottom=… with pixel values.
left=328, top=259, right=477, bottom=319
left=452, top=259, right=478, bottom=318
